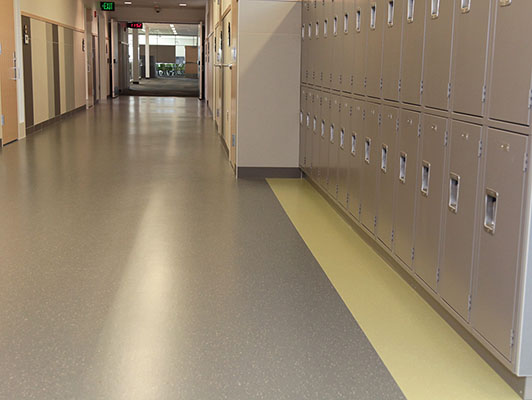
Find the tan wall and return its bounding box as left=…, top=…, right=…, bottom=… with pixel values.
left=20, top=0, right=85, bottom=30
left=112, top=6, right=205, bottom=24
left=237, top=0, right=301, bottom=168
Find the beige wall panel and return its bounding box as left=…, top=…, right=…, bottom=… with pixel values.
left=31, top=19, right=50, bottom=125
left=73, top=30, right=86, bottom=109
left=46, top=23, right=55, bottom=118
left=21, top=0, right=85, bottom=30
left=0, top=73, right=2, bottom=140
left=58, top=27, right=67, bottom=114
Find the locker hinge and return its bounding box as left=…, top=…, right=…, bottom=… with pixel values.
left=363, top=110, right=366, bottom=120
left=339, top=75, right=343, bottom=85
left=481, top=85, right=487, bottom=103
left=398, top=79, right=401, bottom=92
left=232, top=134, right=236, bottom=147
left=447, top=82, right=452, bottom=98
left=346, top=192, right=350, bottom=206
left=378, top=113, right=382, bottom=126
left=396, top=119, right=400, bottom=132
left=364, top=77, right=367, bottom=88
left=0, top=115, right=4, bottom=127
left=524, top=153, right=529, bottom=172
left=444, top=131, right=449, bottom=146
left=411, top=247, right=415, bottom=261
left=436, top=268, right=440, bottom=283
left=468, top=295, right=472, bottom=312
left=529, top=89, right=532, bottom=109
left=380, top=78, right=383, bottom=90
left=351, top=76, right=354, bottom=86
left=420, top=80, right=424, bottom=95
left=510, top=329, right=515, bottom=347
left=374, top=216, right=377, bottom=229
left=329, top=73, right=333, bottom=83
left=320, top=72, right=323, bottom=81
left=336, top=184, right=339, bottom=196
left=358, top=204, right=362, bottom=217
left=478, top=140, right=483, bottom=158
left=391, top=229, right=395, bottom=243
left=417, top=124, right=421, bottom=138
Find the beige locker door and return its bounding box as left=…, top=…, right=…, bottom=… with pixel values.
left=440, top=121, right=482, bottom=321
left=348, top=99, right=364, bottom=219
left=300, top=88, right=308, bottom=169
left=302, top=1, right=310, bottom=84
left=366, top=0, right=385, bottom=99
left=319, top=94, right=331, bottom=187
left=451, top=0, right=491, bottom=117
left=353, top=0, right=368, bottom=95
left=214, top=26, right=222, bottom=135
left=394, top=110, right=421, bottom=268
left=310, top=0, right=318, bottom=85
left=360, top=102, right=380, bottom=233
left=423, top=0, right=454, bottom=111
left=322, top=0, right=334, bottom=88
left=400, top=0, right=426, bottom=105
left=312, top=91, right=322, bottom=181
left=327, top=96, right=341, bottom=197
left=332, top=0, right=345, bottom=91
left=473, top=128, right=528, bottom=361
left=307, top=90, right=316, bottom=174
left=413, top=114, right=447, bottom=290
left=230, top=0, right=238, bottom=167
left=488, top=0, right=532, bottom=126
left=338, top=99, right=352, bottom=208
left=342, top=0, right=356, bottom=93
left=382, top=0, right=405, bottom=102
left=377, top=106, right=399, bottom=250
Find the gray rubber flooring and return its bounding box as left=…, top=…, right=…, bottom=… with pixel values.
left=123, top=77, right=200, bottom=97
left=0, top=97, right=405, bottom=400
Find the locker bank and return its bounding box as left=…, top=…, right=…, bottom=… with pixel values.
left=0, top=0, right=532, bottom=398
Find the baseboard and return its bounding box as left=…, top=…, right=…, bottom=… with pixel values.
left=237, top=167, right=302, bottom=179
left=26, top=105, right=86, bottom=135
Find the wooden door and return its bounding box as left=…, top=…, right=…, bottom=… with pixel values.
left=0, top=0, right=19, bottom=145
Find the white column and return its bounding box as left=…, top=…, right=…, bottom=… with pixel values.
left=145, top=26, right=150, bottom=79
left=132, top=29, right=140, bottom=83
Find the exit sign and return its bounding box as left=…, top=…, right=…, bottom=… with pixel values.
left=100, top=2, right=115, bottom=11
left=127, top=22, right=143, bottom=29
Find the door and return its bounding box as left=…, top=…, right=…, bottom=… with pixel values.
left=451, top=0, right=491, bottom=117
left=348, top=99, right=364, bottom=219
left=300, top=87, right=308, bottom=169
left=0, top=0, right=19, bottom=145
left=322, top=0, right=334, bottom=88
left=222, top=12, right=232, bottom=153
left=319, top=94, right=331, bottom=188
left=440, top=120, right=482, bottom=321
left=312, top=91, right=322, bottom=181
left=423, top=0, right=454, bottom=111
left=382, top=0, right=404, bottom=101
left=215, top=25, right=223, bottom=135
left=394, top=110, right=420, bottom=268
left=353, top=0, right=368, bottom=95
left=331, top=0, right=344, bottom=91
left=366, top=0, right=385, bottom=99
left=400, top=0, right=426, bottom=105
left=473, top=128, right=528, bottom=361
left=302, top=1, right=310, bottom=84
left=86, top=9, right=94, bottom=107
left=377, top=105, right=399, bottom=250
left=230, top=2, right=238, bottom=167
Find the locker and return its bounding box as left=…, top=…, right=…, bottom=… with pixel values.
left=319, top=94, right=332, bottom=187
left=366, top=0, right=385, bottom=99
left=321, top=0, right=334, bottom=88
left=377, top=106, right=399, bottom=250
left=440, top=120, right=482, bottom=321
left=382, top=0, right=405, bottom=101
left=332, top=0, right=345, bottom=91
left=305, top=90, right=315, bottom=174
left=394, top=110, right=420, bottom=267
left=342, top=0, right=355, bottom=93
left=348, top=99, right=365, bottom=219
left=360, top=102, right=380, bottom=233
left=301, top=1, right=310, bottom=84
left=338, top=98, right=352, bottom=208
left=488, top=0, right=532, bottom=126
left=473, top=128, right=528, bottom=361
left=400, top=0, right=426, bottom=105
left=423, top=0, right=454, bottom=111
left=451, top=0, right=491, bottom=117
left=312, top=91, right=322, bottom=181
left=413, top=114, right=447, bottom=290
left=300, top=88, right=307, bottom=168
left=327, top=96, right=342, bottom=198
left=310, top=0, right=321, bottom=86
left=353, top=0, right=368, bottom=95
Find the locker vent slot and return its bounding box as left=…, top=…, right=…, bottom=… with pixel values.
left=370, top=4, right=377, bottom=30
left=340, top=129, right=345, bottom=148
left=407, top=0, right=415, bottom=23
left=399, top=152, right=407, bottom=183
left=431, top=0, right=440, bottom=19
left=344, top=13, right=349, bottom=33
left=330, top=125, right=335, bottom=143
left=334, top=16, right=338, bottom=35
left=356, top=9, right=361, bottom=32
left=387, top=1, right=395, bottom=27
left=460, top=0, right=471, bottom=13
left=484, top=189, right=499, bottom=235
left=449, top=173, right=460, bottom=213
left=365, top=138, right=371, bottom=164
left=421, top=161, right=431, bottom=197
left=324, top=19, right=328, bottom=36
left=321, top=120, right=325, bottom=137
left=381, top=144, right=388, bottom=173
left=351, top=134, right=357, bottom=154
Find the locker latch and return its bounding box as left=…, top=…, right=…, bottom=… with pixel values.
left=481, top=85, right=487, bottom=103
left=468, top=295, right=472, bottom=312
left=420, top=80, right=424, bottom=94
left=436, top=268, right=440, bottom=283
left=447, top=82, right=452, bottom=98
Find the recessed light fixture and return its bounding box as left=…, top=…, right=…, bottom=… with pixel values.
left=179, top=3, right=187, bottom=6
left=124, top=1, right=132, bottom=4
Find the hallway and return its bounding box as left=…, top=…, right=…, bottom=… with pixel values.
left=0, top=97, right=403, bottom=399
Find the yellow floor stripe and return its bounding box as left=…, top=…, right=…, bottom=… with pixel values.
left=267, top=178, right=519, bottom=400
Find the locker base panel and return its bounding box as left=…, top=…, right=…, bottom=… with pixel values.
left=237, top=167, right=302, bottom=179
left=268, top=174, right=527, bottom=400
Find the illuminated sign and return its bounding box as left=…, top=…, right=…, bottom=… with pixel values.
left=100, top=2, right=115, bottom=11
left=127, top=22, right=143, bottom=29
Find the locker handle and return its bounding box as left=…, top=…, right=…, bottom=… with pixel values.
left=333, top=16, right=338, bottom=36
left=484, top=189, right=499, bottom=235
left=340, top=129, right=345, bottom=149
left=448, top=173, right=460, bottom=214
left=431, top=0, right=440, bottom=19
left=344, top=13, right=349, bottom=33
left=399, top=152, right=407, bottom=183
left=321, top=120, right=325, bottom=137
left=370, top=3, right=377, bottom=30
left=324, top=19, right=328, bottom=37
left=351, top=134, right=357, bottom=155
left=330, top=125, right=335, bottom=143
left=381, top=144, right=388, bottom=173
left=365, top=138, right=372, bottom=164
left=313, top=117, right=317, bottom=132
left=302, top=25, right=305, bottom=39
left=387, top=0, right=395, bottom=27
left=407, top=0, right=415, bottom=23
left=421, top=161, right=431, bottom=197
left=306, top=113, right=310, bottom=127
left=460, top=0, right=471, bottom=13
left=308, top=24, right=312, bottom=38
left=499, top=0, right=512, bottom=6
left=355, top=9, right=362, bottom=32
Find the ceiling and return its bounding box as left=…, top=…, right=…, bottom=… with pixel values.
left=139, top=23, right=199, bottom=36
left=117, top=0, right=206, bottom=8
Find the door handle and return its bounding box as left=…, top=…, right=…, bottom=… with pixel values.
left=10, top=67, right=17, bottom=80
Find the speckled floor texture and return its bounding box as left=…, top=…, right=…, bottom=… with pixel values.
left=0, top=97, right=405, bottom=400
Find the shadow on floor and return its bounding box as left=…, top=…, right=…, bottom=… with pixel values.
left=122, top=77, right=199, bottom=97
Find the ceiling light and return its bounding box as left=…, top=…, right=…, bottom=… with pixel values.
left=179, top=3, right=187, bottom=6
left=124, top=1, right=132, bottom=3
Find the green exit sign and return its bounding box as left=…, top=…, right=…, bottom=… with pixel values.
left=100, top=2, right=115, bottom=11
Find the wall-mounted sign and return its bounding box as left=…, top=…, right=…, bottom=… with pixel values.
left=100, top=2, right=115, bottom=11
left=127, top=22, right=143, bottom=29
